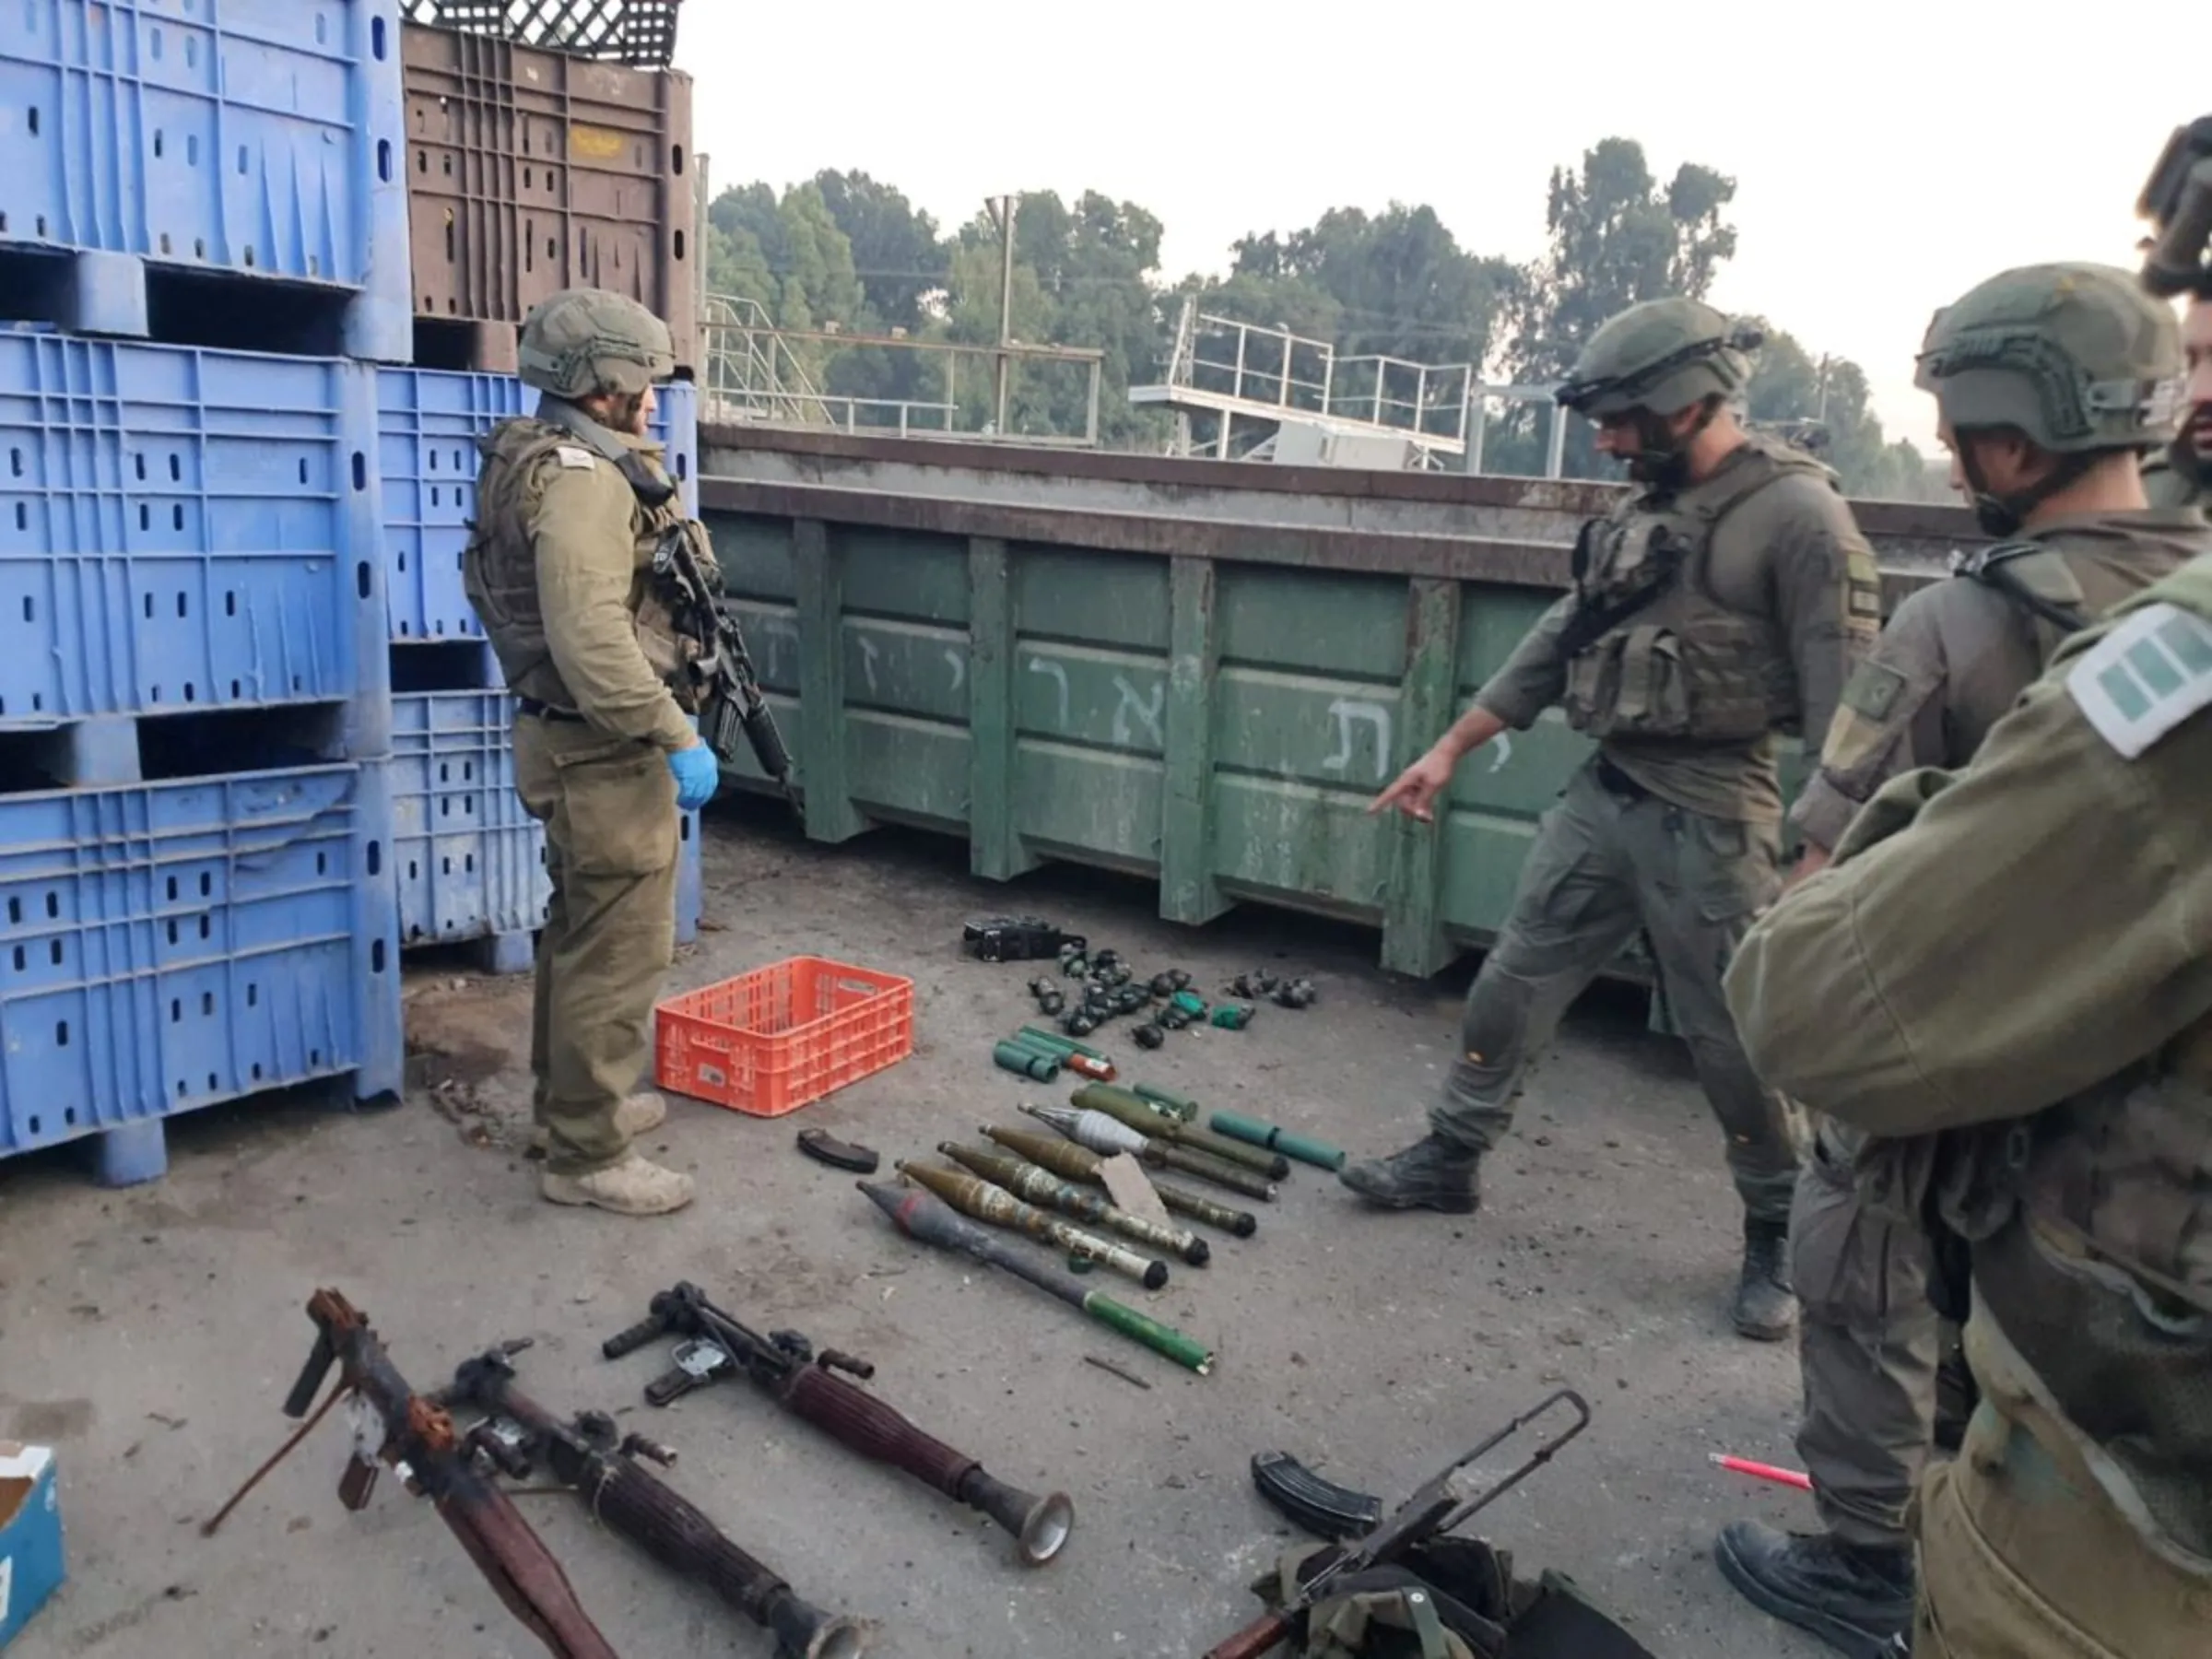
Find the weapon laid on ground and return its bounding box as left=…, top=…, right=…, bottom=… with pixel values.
left=859, top=1181, right=1215, bottom=1375
left=896, top=1159, right=1172, bottom=1289
left=1073, top=1084, right=1292, bottom=1180
left=603, top=1282, right=1074, bottom=1567
left=202, top=1289, right=620, bottom=1659
left=441, top=1341, right=870, bottom=1659
left=1207, top=1112, right=1348, bottom=1173
left=939, top=1141, right=1211, bottom=1266
left=1204, top=1390, right=1593, bottom=1659
left=653, top=524, right=794, bottom=795
left=982, top=1124, right=1259, bottom=1239
left=1022, top=1101, right=1279, bottom=1202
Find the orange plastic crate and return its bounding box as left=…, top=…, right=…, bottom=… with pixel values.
left=654, top=956, right=914, bottom=1118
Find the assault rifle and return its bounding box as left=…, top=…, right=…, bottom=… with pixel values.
left=652, top=524, right=794, bottom=797
left=605, top=1281, right=1075, bottom=1567
left=1203, top=1389, right=1592, bottom=1659
left=204, top=1289, right=619, bottom=1659
left=441, top=1340, right=870, bottom=1659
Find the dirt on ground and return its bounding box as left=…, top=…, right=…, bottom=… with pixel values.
left=0, top=803, right=1829, bottom=1659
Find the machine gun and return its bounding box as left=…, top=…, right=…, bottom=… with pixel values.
left=652, top=524, right=794, bottom=796
left=1203, top=1390, right=1592, bottom=1659
left=203, top=1289, right=620, bottom=1659
left=604, top=1281, right=1074, bottom=1567
left=441, top=1340, right=870, bottom=1659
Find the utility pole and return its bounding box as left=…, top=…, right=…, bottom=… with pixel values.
left=986, top=194, right=1018, bottom=434
left=1816, top=354, right=1832, bottom=423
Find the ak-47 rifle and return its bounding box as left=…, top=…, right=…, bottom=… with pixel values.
left=604, top=1281, right=1075, bottom=1567
left=203, top=1289, right=620, bottom=1659
left=1203, top=1390, right=1593, bottom=1659
left=442, top=1340, right=871, bottom=1659
left=652, top=523, right=794, bottom=796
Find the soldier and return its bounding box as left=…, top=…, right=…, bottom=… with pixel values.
left=1713, top=263, right=2206, bottom=1659
left=1723, top=553, right=2212, bottom=1657
left=463, top=288, right=722, bottom=1217
left=2142, top=289, right=2212, bottom=511
left=1345, top=298, right=1882, bottom=1340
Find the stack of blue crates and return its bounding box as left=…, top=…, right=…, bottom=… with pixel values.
left=0, top=0, right=700, bottom=1185
left=379, top=371, right=705, bottom=971
left=0, top=0, right=412, bottom=1185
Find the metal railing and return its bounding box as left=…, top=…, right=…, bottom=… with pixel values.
left=697, top=293, right=1108, bottom=446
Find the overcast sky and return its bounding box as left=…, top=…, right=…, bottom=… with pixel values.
left=677, top=2, right=2198, bottom=450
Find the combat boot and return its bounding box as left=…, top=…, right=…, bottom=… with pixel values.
left=1338, top=1134, right=1481, bottom=1214
left=1733, top=1216, right=1797, bottom=1341
left=527, top=1090, right=669, bottom=1155
left=1714, top=1522, right=1912, bottom=1659
left=541, top=1152, right=696, bottom=1217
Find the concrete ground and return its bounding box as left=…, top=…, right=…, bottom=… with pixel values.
left=0, top=804, right=1831, bottom=1659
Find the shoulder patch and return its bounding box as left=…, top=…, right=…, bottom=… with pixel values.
left=555, top=445, right=597, bottom=470
left=2065, top=603, right=2212, bottom=758
left=1841, top=658, right=1906, bottom=722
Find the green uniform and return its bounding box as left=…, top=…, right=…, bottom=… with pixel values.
left=464, top=408, right=700, bottom=1175
left=1783, top=512, right=2208, bottom=1549
left=1435, top=433, right=1880, bottom=1220
left=1726, top=558, right=2212, bottom=1658
left=2141, top=438, right=2207, bottom=512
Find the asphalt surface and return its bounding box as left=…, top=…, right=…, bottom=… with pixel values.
left=0, top=804, right=1830, bottom=1659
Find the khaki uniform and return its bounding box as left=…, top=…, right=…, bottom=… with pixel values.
left=1726, top=557, right=2212, bottom=1658
left=1783, top=512, right=2210, bottom=1549
left=463, top=409, right=704, bottom=1175
left=1439, top=435, right=1879, bottom=1219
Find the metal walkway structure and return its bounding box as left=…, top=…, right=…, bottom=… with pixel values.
left=1133, top=298, right=1571, bottom=474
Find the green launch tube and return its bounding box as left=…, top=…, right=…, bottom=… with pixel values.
left=1206, top=1111, right=1348, bottom=1171
left=856, top=1182, right=1214, bottom=1376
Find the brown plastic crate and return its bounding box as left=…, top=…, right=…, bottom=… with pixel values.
left=402, top=2, right=684, bottom=67
left=401, top=22, right=698, bottom=371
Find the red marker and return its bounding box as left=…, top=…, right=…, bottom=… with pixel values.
left=1710, top=1453, right=1814, bottom=1492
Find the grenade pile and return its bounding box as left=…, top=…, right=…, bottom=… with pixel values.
left=1028, top=940, right=1319, bottom=1052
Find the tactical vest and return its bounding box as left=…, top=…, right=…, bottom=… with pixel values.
left=1962, top=559, right=2212, bottom=1569
left=1559, top=438, right=1832, bottom=743
left=461, top=416, right=707, bottom=712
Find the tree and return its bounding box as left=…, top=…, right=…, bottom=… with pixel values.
left=811, top=170, right=947, bottom=332
left=1492, top=138, right=1738, bottom=477
left=1742, top=317, right=1941, bottom=500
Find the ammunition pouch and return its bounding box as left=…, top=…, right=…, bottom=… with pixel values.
left=1265, top=1538, right=1655, bottom=1659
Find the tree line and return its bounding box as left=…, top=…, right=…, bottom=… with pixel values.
left=703, top=137, right=1944, bottom=500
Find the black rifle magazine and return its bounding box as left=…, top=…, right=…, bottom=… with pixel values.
left=796, top=1128, right=881, bottom=1174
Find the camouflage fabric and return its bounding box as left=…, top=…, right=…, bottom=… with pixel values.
left=518, top=287, right=677, bottom=399
left=1554, top=298, right=1759, bottom=418
left=1914, top=263, right=2182, bottom=453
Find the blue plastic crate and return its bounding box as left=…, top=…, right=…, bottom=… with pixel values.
left=377, top=365, right=698, bottom=642
left=392, top=690, right=547, bottom=947
left=0, top=333, right=389, bottom=748
left=0, top=0, right=410, bottom=357
left=0, top=761, right=404, bottom=1168
left=393, top=690, right=701, bottom=959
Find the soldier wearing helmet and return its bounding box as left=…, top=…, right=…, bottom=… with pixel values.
left=1345, top=297, right=1883, bottom=1343
left=1713, top=262, right=2211, bottom=1659
left=461, top=288, right=720, bottom=1218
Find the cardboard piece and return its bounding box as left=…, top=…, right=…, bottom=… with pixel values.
left=1098, top=1152, right=1172, bottom=1226
left=0, top=1443, right=64, bottom=1650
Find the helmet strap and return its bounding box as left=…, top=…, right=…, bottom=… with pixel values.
left=1625, top=397, right=1720, bottom=489
left=1956, top=436, right=2095, bottom=537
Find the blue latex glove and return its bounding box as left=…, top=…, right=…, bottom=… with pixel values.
left=667, top=742, right=720, bottom=811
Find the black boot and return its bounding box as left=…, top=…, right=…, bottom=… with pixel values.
left=1734, top=1216, right=1796, bottom=1341
left=1714, top=1522, right=1912, bottom=1659
left=1338, top=1134, right=1480, bottom=1214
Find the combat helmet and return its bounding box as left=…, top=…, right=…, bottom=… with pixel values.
left=518, top=288, right=676, bottom=400
left=1915, top=263, right=2181, bottom=453
left=1555, top=299, right=1762, bottom=418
